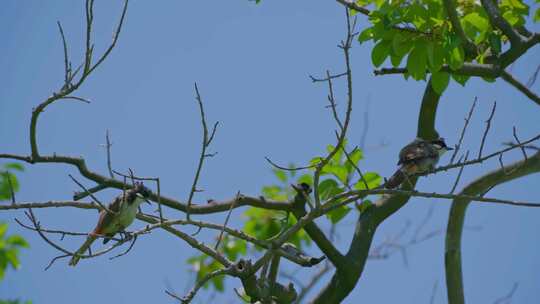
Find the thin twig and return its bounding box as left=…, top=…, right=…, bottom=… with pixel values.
left=449, top=97, right=476, bottom=164
left=103, top=130, right=115, bottom=179
left=325, top=70, right=343, bottom=132
left=264, top=157, right=316, bottom=171
left=179, top=268, right=231, bottom=304
left=313, top=8, right=356, bottom=207
left=450, top=151, right=469, bottom=194
left=68, top=174, right=113, bottom=214
left=214, top=191, right=240, bottom=250
left=309, top=71, right=347, bottom=83
left=512, top=126, right=528, bottom=161
left=341, top=146, right=368, bottom=189
left=478, top=101, right=497, bottom=159
left=493, top=282, right=518, bottom=304
left=187, top=83, right=219, bottom=220
left=56, top=21, right=70, bottom=89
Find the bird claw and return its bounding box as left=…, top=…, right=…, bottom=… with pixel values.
left=119, top=231, right=133, bottom=241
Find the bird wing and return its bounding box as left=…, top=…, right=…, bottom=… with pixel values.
left=398, top=139, right=427, bottom=165
left=93, top=194, right=123, bottom=235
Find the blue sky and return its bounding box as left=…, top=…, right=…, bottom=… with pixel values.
left=1, top=1, right=539, bottom=303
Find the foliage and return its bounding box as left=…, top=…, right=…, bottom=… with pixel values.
left=0, top=223, right=29, bottom=280
left=0, top=163, right=24, bottom=201
left=356, top=0, right=537, bottom=93
left=186, top=141, right=381, bottom=293
left=0, top=163, right=29, bottom=303
left=0, top=300, right=32, bottom=304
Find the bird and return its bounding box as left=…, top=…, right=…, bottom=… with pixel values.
left=385, top=137, right=452, bottom=189
left=69, top=182, right=151, bottom=266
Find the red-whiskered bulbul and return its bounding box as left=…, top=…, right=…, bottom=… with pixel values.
left=69, top=182, right=151, bottom=266
left=385, top=138, right=452, bottom=189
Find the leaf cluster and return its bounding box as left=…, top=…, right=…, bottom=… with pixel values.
left=357, top=0, right=536, bottom=93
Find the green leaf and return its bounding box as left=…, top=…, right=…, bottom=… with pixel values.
left=489, top=33, right=502, bottom=55
left=358, top=27, right=374, bottom=43
left=4, top=163, right=24, bottom=172
left=535, top=8, right=540, bottom=22
left=6, top=250, right=20, bottom=269
left=354, top=172, right=382, bottom=190
left=431, top=71, right=450, bottom=94
left=426, top=41, right=445, bottom=72
left=297, top=174, right=313, bottom=186
left=324, top=165, right=349, bottom=184
left=451, top=74, right=470, bottom=86
left=392, top=33, right=412, bottom=57
left=390, top=52, right=406, bottom=67
left=502, top=10, right=520, bottom=25
left=318, top=179, right=343, bottom=200
left=6, top=235, right=29, bottom=248
left=462, top=12, right=489, bottom=32
left=344, top=149, right=363, bottom=174
left=371, top=40, right=391, bottom=67
left=0, top=224, right=7, bottom=238
left=448, top=45, right=465, bottom=70
left=326, top=206, right=351, bottom=224
left=356, top=199, right=373, bottom=213
left=407, top=42, right=428, bottom=80
left=212, top=275, right=225, bottom=292
left=272, top=168, right=287, bottom=183
left=0, top=172, right=20, bottom=201
left=508, top=0, right=528, bottom=10
left=262, top=185, right=284, bottom=201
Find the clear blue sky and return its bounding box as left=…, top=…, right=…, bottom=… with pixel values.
left=1, top=1, right=539, bottom=303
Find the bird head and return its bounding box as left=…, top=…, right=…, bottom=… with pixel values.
left=132, top=182, right=151, bottom=202
left=430, top=138, right=453, bottom=155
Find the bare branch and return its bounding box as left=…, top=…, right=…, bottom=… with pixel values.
left=443, top=0, right=477, bottom=56
left=449, top=151, right=469, bottom=194
left=178, top=268, right=231, bottom=304
left=493, top=282, right=518, bottom=304
left=512, top=127, right=528, bottom=161
left=309, top=71, right=347, bottom=83
left=446, top=151, right=540, bottom=304
left=449, top=98, right=476, bottom=164
left=102, top=130, right=115, bottom=179
left=187, top=83, right=219, bottom=220
left=313, top=8, right=355, bottom=207
left=68, top=174, right=113, bottom=214
left=501, top=71, right=540, bottom=106
left=480, top=0, right=523, bottom=47
left=478, top=101, right=497, bottom=159
left=214, top=192, right=239, bottom=250
left=264, top=157, right=316, bottom=172
left=527, top=63, right=540, bottom=88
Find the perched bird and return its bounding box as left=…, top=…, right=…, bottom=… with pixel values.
left=385, top=137, right=452, bottom=189
left=69, top=182, right=151, bottom=266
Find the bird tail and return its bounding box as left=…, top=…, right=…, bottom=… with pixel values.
left=69, top=234, right=97, bottom=266
left=385, top=169, right=405, bottom=189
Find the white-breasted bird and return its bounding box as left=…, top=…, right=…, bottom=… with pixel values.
left=69, top=182, right=151, bottom=266
left=385, top=137, right=452, bottom=189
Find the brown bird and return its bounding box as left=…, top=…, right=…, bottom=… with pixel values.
left=69, top=183, right=151, bottom=266
left=385, top=138, right=452, bottom=189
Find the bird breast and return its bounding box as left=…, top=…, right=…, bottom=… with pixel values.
left=116, top=197, right=144, bottom=228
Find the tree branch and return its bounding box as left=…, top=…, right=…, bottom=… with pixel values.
left=480, top=0, right=523, bottom=47
left=443, top=0, right=477, bottom=57
left=310, top=76, right=441, bottom=303
left=500, top=70, right=540, bottom=106
left=445, top=150, right=540, bottom=304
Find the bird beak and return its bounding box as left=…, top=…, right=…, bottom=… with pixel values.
left=447, top=147, right=454, bottom=150
left=136, top=193, right=145, bottom=199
